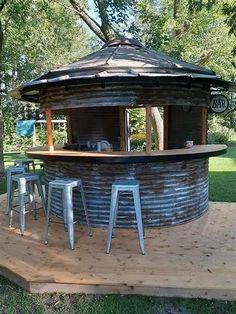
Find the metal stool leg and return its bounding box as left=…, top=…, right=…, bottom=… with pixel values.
left=62, top=188, right=68, bottom=231
left=27, top=181, right=37, bottom=220
left=80, top=184, right=92, bottom=236
left=9, top=180, right=15, bottom=227
left=113, top=192, right=119, bottom=228
left=32, top=161, right=36, bottom=173
left=18, top=177, right=27, bottom=236
left=64, top=187, right=74, bottom=250
left=44, top=185, right=52, bottom=244
left=6, top=167, right=25, bottom=215
left=6, top=170, right=12, bottom=215
left=133, top=187, right=145, bottom=255
left=106, top=187, right=118, bottom=254
left=36, top=177, right=46, bottom=216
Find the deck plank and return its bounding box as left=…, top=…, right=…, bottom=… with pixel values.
left=0, top=194, right=235, bottom=299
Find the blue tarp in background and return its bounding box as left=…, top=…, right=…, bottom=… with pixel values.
left=16, top=120, right=36, bottom=137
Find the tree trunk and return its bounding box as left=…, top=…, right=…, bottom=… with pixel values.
left=173, top=0, right=181, bottom=19
left=151, top=107, right=163, bottom=150
left=0, top=18, right=5, bottom=181
left=68, top=0, right=164, bottom=151
left=0, top=110, right=4, bottom=181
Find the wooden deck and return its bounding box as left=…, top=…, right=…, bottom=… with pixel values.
left=0, top=193, right=235, bottom=299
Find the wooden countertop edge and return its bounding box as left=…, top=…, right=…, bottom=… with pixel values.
left=26, top=144, right=227, bottom=163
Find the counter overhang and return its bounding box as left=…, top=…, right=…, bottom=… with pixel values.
left=26, top=144, right=227, bottom=163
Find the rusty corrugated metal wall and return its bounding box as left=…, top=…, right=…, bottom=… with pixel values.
left=70, top=107, right=120, bottom=150
left=44, top=158, right=208, bottom=228
left=167, top=106, right=206, bottom=149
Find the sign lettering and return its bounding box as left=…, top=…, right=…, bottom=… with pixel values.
left=209, top=95, right=229, bottom=113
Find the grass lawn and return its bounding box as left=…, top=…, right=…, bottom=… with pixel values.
left=0, top=275, right=236, bottom=314
left=0, top=152, right=43, bottom=195
left=0, top=148, right=235, bottom=313
left=209, top=145, right=236, bottom=202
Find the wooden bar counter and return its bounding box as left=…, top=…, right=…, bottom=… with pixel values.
left=27, top=145, right=227, bottom=228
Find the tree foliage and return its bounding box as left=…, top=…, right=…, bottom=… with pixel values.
left=0, top=0, right=93, bottom=148
left=223, top=0, right=236, bottom=35
left=68, top=0, right=136, bottom=41
left=131, top=0, right=236, bottom=80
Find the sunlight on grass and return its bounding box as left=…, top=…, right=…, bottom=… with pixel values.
left=209, top=146, right=236, bottom=202
left=209, top=147, right=236, bottom=172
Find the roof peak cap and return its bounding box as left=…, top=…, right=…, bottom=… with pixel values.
left=102, top=38, right=143, bottom=49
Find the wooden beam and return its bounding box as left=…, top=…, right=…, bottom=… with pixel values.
left=146, top=106, right=152, bottom=153
left=45, top=109, right=54, bottom=151
left=164, top=106, right=169, bottom=150
left=119, top=107, right=125, bottom=151
left=201, top=107, right=208, bottom=144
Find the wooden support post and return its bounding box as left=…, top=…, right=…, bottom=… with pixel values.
left=146, top=106, right=152, bottom=153
left=164, top=106, right=169, bottom=150
left=201, top=107, right=208, bottom=144
left=119, top=107, right=126, bottom=151
left=32, top=124, right=36, bottom=147
left=66, top=109, right=72, bottom=144
left=45, top=109, right=54, bottom=151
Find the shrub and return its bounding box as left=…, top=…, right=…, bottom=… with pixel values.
left=4, top=128, right=68, bottom=152
left=130, top=133, right=146, bottom=151
left=207, top=116, right=235, bottom=144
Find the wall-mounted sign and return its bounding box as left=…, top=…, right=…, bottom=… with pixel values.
left=209, top=95, right=229, bottom=113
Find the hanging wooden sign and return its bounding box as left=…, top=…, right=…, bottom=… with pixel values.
left=209, top=95, right=229, bottom=113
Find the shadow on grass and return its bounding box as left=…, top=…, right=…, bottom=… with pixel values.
left=4, top=152, right=26, bottom=164
left=214, top=147, right=236, bottom=160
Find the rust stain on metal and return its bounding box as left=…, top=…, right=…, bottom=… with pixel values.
left=44, top=158, right=208, bottom=228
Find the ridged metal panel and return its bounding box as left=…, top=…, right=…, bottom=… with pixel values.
left=70, top=107, right=120, bottom=150
left=168, top=106, right=204, bottom=148
left=44, top=158, right=209, bottom=228
left=39, top=83, right=210, bottom=109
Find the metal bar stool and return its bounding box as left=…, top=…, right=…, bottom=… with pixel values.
left=44, top=178, right=92, bottom=250
left=6, top=166, right=26, bottom=215
left=106, top=179, right=145, bottom=255
left=9, top=173, right=46, bottom=235
left=14, top=159, right=36, bottom=172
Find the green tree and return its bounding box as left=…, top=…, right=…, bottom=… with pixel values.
left=68, top=0, right=135, bottom=42
left=223, top=0, right=236, bottom=54
left=1, top=0, right=93, bottom=150
left=0, top=0, right=8, bottom=181
left=131, top=0, right=236, bottom=143
left=132, top=0, right=235, bottom=79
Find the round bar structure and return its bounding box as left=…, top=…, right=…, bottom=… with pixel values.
left=10, top=38, right=235, bottom=229
left=27, top=145, right=226, bottom=227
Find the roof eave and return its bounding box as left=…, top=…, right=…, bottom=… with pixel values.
left=9, top=75, right=236, bottom=103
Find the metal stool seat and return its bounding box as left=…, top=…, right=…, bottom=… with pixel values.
left=9, top=173, right=46, bottom=235
left=14, top=159, right=35, bottom=172
left=44, top=178, right=92, bottom=250
left=6, top=166, right=26, bottom=215
left=106, top=179, right=145, bottom=255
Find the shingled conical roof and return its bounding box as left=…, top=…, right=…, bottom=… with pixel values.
left=10, top=38, right=236, bottom=102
